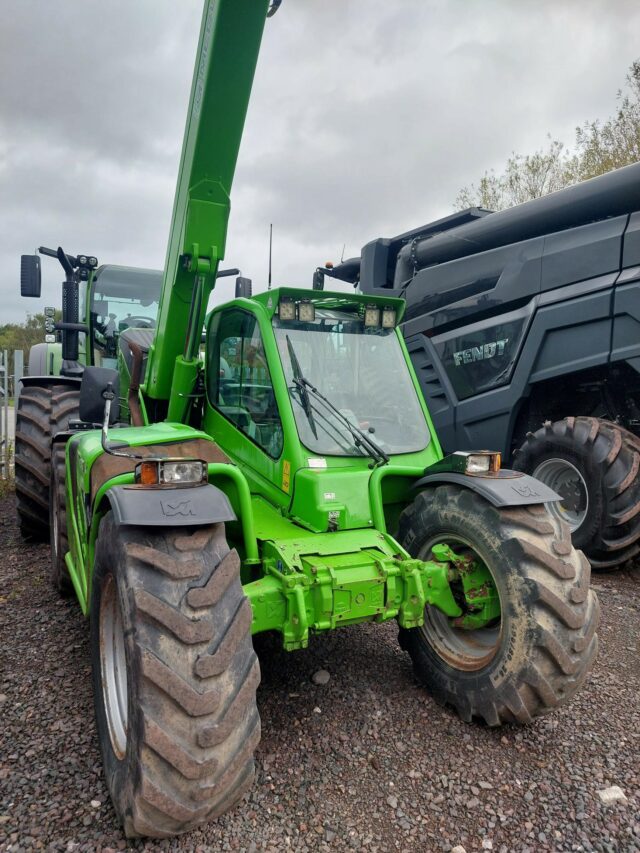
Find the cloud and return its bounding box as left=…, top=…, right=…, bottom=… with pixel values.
left=1, top=0, right=639, bottom=322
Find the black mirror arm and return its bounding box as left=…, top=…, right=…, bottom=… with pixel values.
left=57, top=246, right=75, bottom=278
left=100, top=383, right=144, bottom=460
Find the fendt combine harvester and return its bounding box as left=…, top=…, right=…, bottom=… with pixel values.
left=36, top=0, right=598, bottom=838
left=317, top=165, right=640, bottom=570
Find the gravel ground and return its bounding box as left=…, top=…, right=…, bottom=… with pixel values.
left=1, top=492, right=640, bottom=853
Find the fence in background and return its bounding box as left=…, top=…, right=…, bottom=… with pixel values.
left=0, top=349, right=24, bottom=479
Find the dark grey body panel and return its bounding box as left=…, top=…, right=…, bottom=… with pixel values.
left=405, top=269, right=640, bottom=457
left=106, top=484, right=236, bottom=527
left=612, top=273, right=640, bottom=368
left=623, top=212, right=640, bottom=268
left=414, top=471, right=561, bottom=507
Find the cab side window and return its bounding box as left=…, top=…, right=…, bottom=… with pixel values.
left=208, top=310, right=284, bottom=459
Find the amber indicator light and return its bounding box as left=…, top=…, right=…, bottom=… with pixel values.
left=138, top=461, right=159, bottom=485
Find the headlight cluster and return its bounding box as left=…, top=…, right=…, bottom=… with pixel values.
left=456, top=451, right=501, bottom=475
left=135, top=459, right=207, bottom=486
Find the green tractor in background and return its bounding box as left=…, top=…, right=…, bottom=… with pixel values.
left=15, top=246, right=245, bottom=540
left=15, top=244, right=161, bottom=539
left=43, top=0, right=598, bottom=839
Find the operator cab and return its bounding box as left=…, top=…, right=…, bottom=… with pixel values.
left=87, top=265, right=162, bottom=369
left=206, top=290, right=431, bottom=472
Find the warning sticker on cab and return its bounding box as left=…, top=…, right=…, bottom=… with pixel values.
left=282, top=459, right=291, bottom=493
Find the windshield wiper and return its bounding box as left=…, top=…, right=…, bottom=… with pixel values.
left=302, top=379, right=389, bottom=468
left=306, top=400, right=363, bottom=456
left=284, top=349, right=388, bottom=469
left=286, top=335, right=318, bottom=440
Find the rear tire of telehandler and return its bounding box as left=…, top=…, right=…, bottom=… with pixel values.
left=15, top=382, right=80, bottom=540
left=397, top=485, right=599, bottom=726
left=49, top=443, right=74, bottom=596
left=90, top=513, right=261, bottom=838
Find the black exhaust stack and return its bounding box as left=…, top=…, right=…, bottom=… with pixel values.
left=56, top=247, right=84, bottom=376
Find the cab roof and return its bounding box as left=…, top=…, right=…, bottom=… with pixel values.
left=93, top=265, right=162, bottom=299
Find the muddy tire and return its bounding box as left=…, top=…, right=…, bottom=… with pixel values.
left=49, top=444, right=73, bottom=596
left=514, top=417, right=640, bottom=570
left=90, top=513, right=260, bottom=838
left=15, top=384, right=53, bottom=539
left=15, top=382, right=80, bottom=540
left=397, top=485, right=599, bottom=726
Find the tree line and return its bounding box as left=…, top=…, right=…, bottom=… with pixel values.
left=456, top=59, right=640, bottom=211
left=0, top=312, right=61, bottom=380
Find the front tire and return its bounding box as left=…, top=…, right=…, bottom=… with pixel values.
left=514, top=417, right=640, bottom=570
left=49, top=443, right=73, bottom=596
left=90, top=514, right=260, bottom=838
left=397, top=485, right=599, bottom=726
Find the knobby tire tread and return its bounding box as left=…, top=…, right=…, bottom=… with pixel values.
left=397, top=485, right=599, bottom=726
left=15, top=383, right=79, bottom=540
left=92, top=516, right=260, bottom=838
left=514, top=416, right=640, bottom=570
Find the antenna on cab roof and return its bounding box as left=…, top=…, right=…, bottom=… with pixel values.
left=268, top=223, right=273, bottom=290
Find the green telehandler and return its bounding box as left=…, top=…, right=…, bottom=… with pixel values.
left=47, top=0, right=598, bottom=838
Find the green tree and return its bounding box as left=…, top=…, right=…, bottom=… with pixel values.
left=455, top=138, right=573, bottom=211
left=0, top=312, right=61, bottom=386
left=574, top=60, right=640, bottom=180
left=455, top=59, right=640, bottom=211
left=0, top=313, right=44, bottom=354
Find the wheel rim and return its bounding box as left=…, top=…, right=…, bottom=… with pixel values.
left=533, top=457, right=588, bottom=532
left=418, top=535, right=502, bottom=672
left=99, top=574, right=128, bottom=759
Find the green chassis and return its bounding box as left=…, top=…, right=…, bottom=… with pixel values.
left=63, top=288, right=499, bottom=650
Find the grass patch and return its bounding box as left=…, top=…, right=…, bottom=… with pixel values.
left=0, top=439, right=14, bottom=497
left=0, top=475, right=15, bottom=498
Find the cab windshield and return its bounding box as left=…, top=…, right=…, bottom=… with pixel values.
left=274, top=308, right=430, bottom=456
left=90, top=267, right=162, bottom=368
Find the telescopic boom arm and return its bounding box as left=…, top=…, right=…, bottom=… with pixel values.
left=144, top=0, right=272, bottom=420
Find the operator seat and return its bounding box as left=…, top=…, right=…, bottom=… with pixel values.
left=119, top=327, right=155, bottom=377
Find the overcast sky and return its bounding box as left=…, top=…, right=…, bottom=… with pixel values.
left=1, top=0, right=639, bottom=323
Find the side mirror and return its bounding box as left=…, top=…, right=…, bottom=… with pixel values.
left=312, top=270, right=325, bottom=291
left=235, top=276, right=252, bottom=299
left=79, top=366, right=120, bottom=424
left=21, top=254, right=42, bottom=297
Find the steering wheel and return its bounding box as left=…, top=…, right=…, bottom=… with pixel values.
left=120, top=315, right=156, bottom=330
left=242, top=394, right=268, bottom=415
